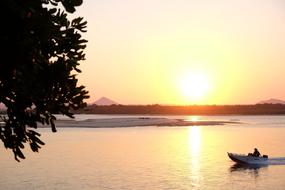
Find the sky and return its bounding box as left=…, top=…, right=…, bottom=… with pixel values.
left=73, top=0, right=285, bottom=105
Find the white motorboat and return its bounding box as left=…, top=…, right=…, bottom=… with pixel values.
left=228, top=152, right=269, bottom=165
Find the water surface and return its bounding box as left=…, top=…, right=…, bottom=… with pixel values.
left=1, top=115, right=285, bottom=190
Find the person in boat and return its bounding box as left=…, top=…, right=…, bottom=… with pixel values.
left=252, top=148, right=261, bottom=157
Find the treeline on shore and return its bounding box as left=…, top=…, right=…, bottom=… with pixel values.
left=74, top=104, right=285, bottom=115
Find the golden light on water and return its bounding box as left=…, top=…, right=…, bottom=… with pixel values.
left=188, top=116, right=201, bottom=122
left=188, top=126, right=202, bottom=188
left=189, top=126, right=201, bottom=157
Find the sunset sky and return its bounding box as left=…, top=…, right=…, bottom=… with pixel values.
left=74, top=0, right=285, bottom=105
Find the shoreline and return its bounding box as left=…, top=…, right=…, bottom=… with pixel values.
left=74, top=104, right=285, bottom=115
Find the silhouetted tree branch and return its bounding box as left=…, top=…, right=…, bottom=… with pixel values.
left=0, top=0, right=89, bottom=161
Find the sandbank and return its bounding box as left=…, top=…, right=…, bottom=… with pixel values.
left=38, top=117, right=241, bottom=128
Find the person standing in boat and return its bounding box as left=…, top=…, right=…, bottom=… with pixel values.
left=252, top=148, right=261, bottom=157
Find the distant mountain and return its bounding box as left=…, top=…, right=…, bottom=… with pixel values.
left=257, top=98, right=285, bottom=104
left=93, top=97, right=118, bottom=105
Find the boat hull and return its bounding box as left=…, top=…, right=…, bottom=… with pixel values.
left=228, top=152, right=268, bottom=165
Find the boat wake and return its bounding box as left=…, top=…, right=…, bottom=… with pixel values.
left=230, top=157, right=285, bottom=173
left=268, top=157, right=285, bottom=165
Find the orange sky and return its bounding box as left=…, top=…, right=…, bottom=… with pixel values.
left=74, top=0, right=285, bottom=105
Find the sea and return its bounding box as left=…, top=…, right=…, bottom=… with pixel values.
left=1, top=115, right=285, bottom=190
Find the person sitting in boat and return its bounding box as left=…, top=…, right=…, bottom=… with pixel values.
left=252, top=148, right=261, bottom=157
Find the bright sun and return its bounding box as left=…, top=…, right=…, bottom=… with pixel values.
left=179, top=72, right=210, bottom=102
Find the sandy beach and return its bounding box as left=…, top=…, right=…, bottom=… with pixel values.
left=38, top=117, right=241, bottom=128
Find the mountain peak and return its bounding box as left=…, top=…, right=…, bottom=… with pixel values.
left=257, top=98, right=285, bottom=104
left=93, top=97, right=118, bottom=105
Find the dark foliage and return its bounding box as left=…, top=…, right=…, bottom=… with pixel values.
left=0, top=0, right=89, bottom=161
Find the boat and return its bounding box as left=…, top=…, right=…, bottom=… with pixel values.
left=228, top=152, right=269, bottom=165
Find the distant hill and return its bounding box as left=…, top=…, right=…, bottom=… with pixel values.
left=257, top=98, right=285, bottom=104
left=93, top=97, right=118, bottom=105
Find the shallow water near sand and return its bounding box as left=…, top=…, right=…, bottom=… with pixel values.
left=1, top=115, right=285, bottom=190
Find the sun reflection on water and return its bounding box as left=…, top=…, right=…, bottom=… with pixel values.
left=188, top=126, right=202, bottom=189
left=187, top=116, right=201, bottom=122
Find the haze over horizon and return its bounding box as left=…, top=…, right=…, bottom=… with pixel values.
left=75, top=0, right=285, bottom=105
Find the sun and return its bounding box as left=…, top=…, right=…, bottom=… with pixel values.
left=179, top=71, right=210, bottom=103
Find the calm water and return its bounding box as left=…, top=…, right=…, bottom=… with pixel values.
left=1, top=115, right=285, bottom=190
